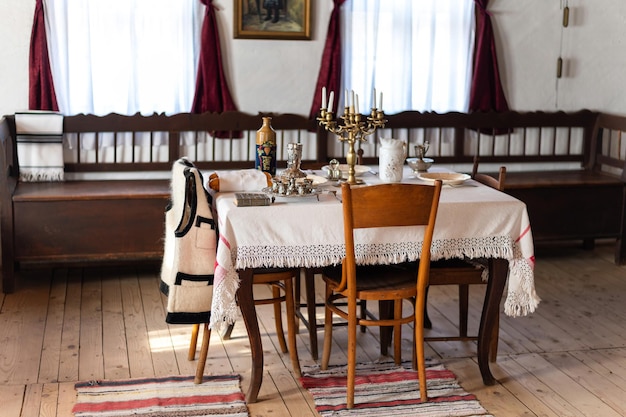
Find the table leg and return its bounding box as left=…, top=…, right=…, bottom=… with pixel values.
left=237, top=269, right=263, bottom=403
left=477, top=258, right=508, bottom=385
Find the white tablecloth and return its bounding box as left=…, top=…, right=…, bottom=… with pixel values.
left=209, top=167, right=539, bottom=330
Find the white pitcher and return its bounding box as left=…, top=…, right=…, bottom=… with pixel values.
left=379, top=138, right=406, bottom=183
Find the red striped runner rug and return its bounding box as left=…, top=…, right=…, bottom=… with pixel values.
left=301, top=360, right=493, bottom=417
left=72, top=374, right=248, bottom=417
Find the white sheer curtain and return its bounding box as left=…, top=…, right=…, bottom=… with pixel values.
left=342, top=0, right=475, bottom=114
left=44, top=0, right=203, bottom=116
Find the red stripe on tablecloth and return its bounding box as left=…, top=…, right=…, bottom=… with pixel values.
left=219, top=234, right=231, bottom=250
left=515, top=224, right=531, bottom=243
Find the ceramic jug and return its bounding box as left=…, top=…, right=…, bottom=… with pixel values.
left=379, top=138, right=406, bottom=182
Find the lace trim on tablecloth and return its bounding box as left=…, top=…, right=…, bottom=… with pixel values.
left=504, top=257, right=539, bottom=317
left=233, top=235, right=538, bottom=317
left=210, top=238, right=242, bottom=331
left=235, top=236, right=515, bottom=269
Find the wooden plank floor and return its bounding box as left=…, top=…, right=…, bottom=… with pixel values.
left=1, top=240, right=626, bottom=416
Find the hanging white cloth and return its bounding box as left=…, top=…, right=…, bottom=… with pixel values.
left=15, top=111, right=64, bottom=182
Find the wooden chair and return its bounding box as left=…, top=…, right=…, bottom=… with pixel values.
left=424, top=157, right=506, bottom=356
left=320, top=181, right=443, bottom=408
left=164, top=159, right=301, bottom=384
left=190, top=268, right=302, bottom=383
left=471, top=156, right=507, bottom=192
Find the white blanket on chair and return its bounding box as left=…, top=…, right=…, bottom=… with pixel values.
left=15, top=111, right=64, bottom=182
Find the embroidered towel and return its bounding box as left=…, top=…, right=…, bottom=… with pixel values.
left=208, top=168, right=271, bottom=191
left=15, top=111, right=64, bottom=182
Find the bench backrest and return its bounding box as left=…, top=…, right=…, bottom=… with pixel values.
left=4, top=109, right=626, bottom=180
left=2, top=111, right=325, bottom=178
left=594, top=113, right=626, bottom=180
left=352, top=110, right=601, bottom=169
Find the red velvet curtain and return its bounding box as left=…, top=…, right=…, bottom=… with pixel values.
left=308, top=0, right=346, bottom=119
left=29, top=0, right=58, bottom=111
left=192, top=0, right=238, bottom=114
left=469, top=0, right=509, bottom=112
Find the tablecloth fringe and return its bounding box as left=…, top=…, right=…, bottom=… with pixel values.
left=210, top=267, right=240, bottom=331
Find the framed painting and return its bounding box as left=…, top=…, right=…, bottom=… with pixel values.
left=234, top=0, right=311, bottom=40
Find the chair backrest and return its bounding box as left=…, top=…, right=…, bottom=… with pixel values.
left=340, top=181, right=442, bottom=291
left=472, top=155, right=506, bottom=191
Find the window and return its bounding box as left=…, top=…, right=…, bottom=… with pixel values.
left=342, top=0, right=475, bottom=114
left=44, top=0, right=204, bottom=116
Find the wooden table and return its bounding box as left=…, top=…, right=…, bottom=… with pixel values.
left=210, top=168, right=539, bottom=402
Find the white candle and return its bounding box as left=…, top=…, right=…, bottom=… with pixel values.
left=345, top=89, right=349, bottom=107
left=328, top=91, right=334, bottom=111
left=379, top=92, right=383, bottom=110
left=372, top=88, right=376, bottom=108
left=322, top=87, right=327, bottom=110
left=351, top=90, right=355, bottom=109
left=356, top=94, right=359, bottom=114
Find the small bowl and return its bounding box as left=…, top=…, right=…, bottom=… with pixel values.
left=406, top=157, right=434, bottom=172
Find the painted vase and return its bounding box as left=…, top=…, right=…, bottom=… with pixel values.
left=255, top=117, right=277, bottom=176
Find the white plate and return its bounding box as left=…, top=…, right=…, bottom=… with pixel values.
left=417, top=172, right=470, bottom=185
left=305, top=174, right=328, bottom=186
left=321, top=164, right=369, bottom=179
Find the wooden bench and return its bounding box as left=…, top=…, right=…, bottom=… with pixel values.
left=3, top=108, right=625, bottom=294
left=356, top=109, right=626, bottom=265
left=0, top=111, right=319, bottom=293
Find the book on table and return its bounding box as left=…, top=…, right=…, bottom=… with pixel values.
left=234, top=192, right=272, bottom=206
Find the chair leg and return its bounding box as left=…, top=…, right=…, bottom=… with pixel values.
left=415, top=324, right=428, bottom=402
left=393, top=299, right=403, bottom=365
left=321, top=284, right=334, bottom=370
left=188, top=323, right=200, bottom=361
left=459, top=284, right=469, bottom=338
left=222, top=323, right=235, bottom=340
left=272, top=284, right=289, bottom=353
left=347, top=297, right=358, bottom=409
left=294, top=271, right=302, bottom=332
left=305, top=268, right=319, bottom=360
left=360, top=300, right=367, bottom=333
left=284, top=277, right=301, bottom=377
left=378, top=300, right=393, bottom=356
left=423, top=286, right=432, bottom=329
left=415, top=296, right=428, bottom=402
left=194, top=323, right=211, bottom=384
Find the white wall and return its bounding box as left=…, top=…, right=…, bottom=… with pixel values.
left=0, top=0, right=34, bottom=116
left=221, top=1, right=331, bottom=115
left=2, top=0, right=626, bottom=117
left=492, top=0, right=626, bottom=113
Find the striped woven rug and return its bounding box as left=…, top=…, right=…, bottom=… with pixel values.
left=301, top=359, right=493, bottom=416
left=72, top=374, right=248, bottom=417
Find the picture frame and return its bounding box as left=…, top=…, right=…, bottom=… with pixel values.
left=234, top=0, right=311, bottom=40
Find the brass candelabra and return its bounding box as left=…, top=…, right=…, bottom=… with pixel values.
left=317, top=90, right=386, bottom=185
